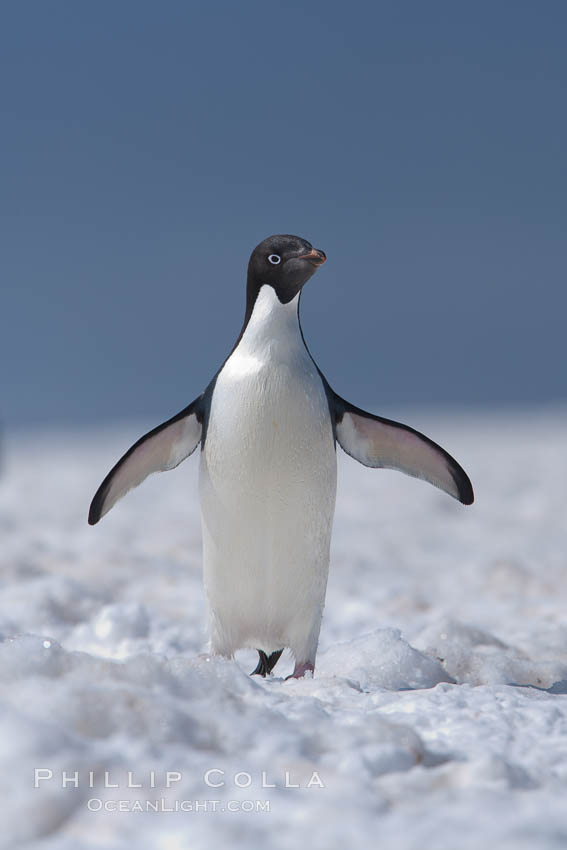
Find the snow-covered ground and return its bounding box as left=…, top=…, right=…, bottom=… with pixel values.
left=1, top=409, right=567, bottom=849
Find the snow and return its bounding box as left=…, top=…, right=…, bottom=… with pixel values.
left=1, top=409, right=567, bottom=849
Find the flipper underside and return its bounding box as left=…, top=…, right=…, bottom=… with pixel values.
left=332, top=392, right=473, bottom=505
left=88, top=397, right=203, bottom=525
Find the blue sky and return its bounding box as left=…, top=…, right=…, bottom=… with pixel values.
left=2, top=1, right=566, bottom=424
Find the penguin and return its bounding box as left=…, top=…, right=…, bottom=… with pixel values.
left=89, top=235, right=473, bottom=679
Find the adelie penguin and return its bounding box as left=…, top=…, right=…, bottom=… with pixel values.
left=89, top=235, right=474, bottom=679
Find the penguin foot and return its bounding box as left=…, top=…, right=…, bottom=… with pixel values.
left=285, top=661, right=315, bottom=680
left=251, top=649, right=284, bottom=677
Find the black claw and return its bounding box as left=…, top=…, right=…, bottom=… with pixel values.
left=251, top=650, right=269, bottom=676
left=265, top=649, right=283, bottom=674
left=251, top=648, right=284, bottom=677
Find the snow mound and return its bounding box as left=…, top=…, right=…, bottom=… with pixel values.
left=414, top=618, right=567, bottom=688
left=317, top=628, right=453, bottom=690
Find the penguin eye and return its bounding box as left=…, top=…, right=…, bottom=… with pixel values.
left=268, top=254, right=281, bottom=265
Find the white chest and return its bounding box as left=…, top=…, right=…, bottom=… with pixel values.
left=202, top=286, right=334, bottom=487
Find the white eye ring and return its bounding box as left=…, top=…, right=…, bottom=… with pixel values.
left=268, top=254, right=281, bottom=265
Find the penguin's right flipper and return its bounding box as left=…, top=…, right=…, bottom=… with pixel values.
left=331, top=392, right=473, bottom=505
left=88, top=397, right=203, bottom=525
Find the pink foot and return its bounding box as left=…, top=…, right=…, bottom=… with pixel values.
left=286, top=661, right=315, bottom=680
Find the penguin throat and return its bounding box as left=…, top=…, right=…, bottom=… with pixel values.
left=238, top=285, right=302, bottom=353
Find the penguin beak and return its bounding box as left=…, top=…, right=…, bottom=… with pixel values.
left=301, top=248, right=326, bottom=266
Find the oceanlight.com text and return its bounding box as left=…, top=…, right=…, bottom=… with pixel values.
left=86, top=798, right=271, bottom=813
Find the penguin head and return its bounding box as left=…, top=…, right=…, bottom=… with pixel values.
left=247, top=234, right=326, bottom=305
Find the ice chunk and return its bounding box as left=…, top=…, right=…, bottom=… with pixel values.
left=0, top=634, right=68, bottom=679
left=414, top=618, right=567, bottom=687
left=317, top=628, right=453, bottom=690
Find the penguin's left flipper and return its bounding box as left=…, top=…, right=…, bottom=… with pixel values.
left=332, top=393, right=473, bottom=505
left=88, top=397, right=203, bottom=525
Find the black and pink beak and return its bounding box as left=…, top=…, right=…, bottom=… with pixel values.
left=301, top=248, right=326, bottom=266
